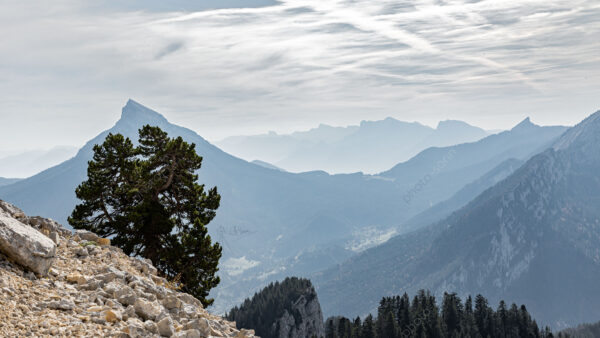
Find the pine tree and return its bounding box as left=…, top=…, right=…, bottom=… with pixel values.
left=69, top=125, right=222, bottom=306
left=382, top=311, right=398, bottom=338
left=474, top=294, right=492, bottom=336
left=351, top=317, right=362, bottom=338
left=362, top=315, right=376, bottom=338
left=441, top=293, right=462, bottom=337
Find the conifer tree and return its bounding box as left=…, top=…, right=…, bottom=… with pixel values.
left=362, top=315, right=376, bottom=338
left=69, top=125, right=222, bottom=306
left=321, top=291, right=554, bottom=338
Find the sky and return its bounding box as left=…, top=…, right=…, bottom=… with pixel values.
left=0, top=0, right=599, bottom=152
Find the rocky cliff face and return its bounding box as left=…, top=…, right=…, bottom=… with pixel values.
left=0, top=200, right=256, bottom=338
left=271, top=288, right=324, bottom=338
left=227, top=277, right=324, bottom=338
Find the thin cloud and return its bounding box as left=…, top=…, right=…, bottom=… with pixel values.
left=0, top=0, right=598, bottom=150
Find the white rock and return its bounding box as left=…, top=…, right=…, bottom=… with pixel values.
left=75, top=230, right=100, bottom=242
left=144, top=320, right=159, bottom=334
left=177, top=293, right=202, bottom=308
left=0, top=214, right=56, bottom=276
left=134, top=298, right=162, bottom=321
left=124, top=305, right=137, bottom=320
left=49, top=231, right=60, bottom=244
left=173, top=329, right=201, bottom=338
left=157, top=316, right=175, bottom=337
left=74, top=246, right=88, bottom=257
left=0, top=201, right=26, bottom=219
left=185, top=318, right=212, bottom=336
left=115, top=286, right=137, bottom=306
left=47, top=299, right=75, bottom=311
left=162, top=295, right=182, bottom=310
left=126, top=318, right=146, bottom=337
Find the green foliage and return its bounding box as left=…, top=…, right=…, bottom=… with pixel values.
left=80, top=241, right=97, bottom=247
left=68, top=125, right=222, bottom=307
left=326, top=291, right=558, bottom=338
left=226, top=277, right=317, bottom=338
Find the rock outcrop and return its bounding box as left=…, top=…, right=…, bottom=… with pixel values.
left=271, top=291, right=324, bottom=338
left=0, top=201, right=56, bottom=275
left=0, top=200, right=257, bottom=337
left=227, top=277, right=324, bottom=338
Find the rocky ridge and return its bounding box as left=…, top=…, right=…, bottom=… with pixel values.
left=0, top=200, right=257, bottom=338
left=271, top=291, right=324, bottom=338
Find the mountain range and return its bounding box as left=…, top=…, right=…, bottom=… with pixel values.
left=0, top=100, right=568, bottom=314
left=217, top=118, right=491, bottom=174
left=0, top=146, right=78, bottom=178
left=0, top=177, right=22, bottom=187
left=314, top=110, right=600, bottom=328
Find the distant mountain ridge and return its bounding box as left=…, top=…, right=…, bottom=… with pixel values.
left=314, top=110, right=600, bottom=328
left=0, top=100, right=569, bottom=314
left=0, top=177, right=22, bottom=187
left=218, top=117, right=491, bottom=174
left=250, top=160, right=286, bottom=172
left=400, top=158, right=524, bottom=233
left=0, top=146, right=78, bottom=178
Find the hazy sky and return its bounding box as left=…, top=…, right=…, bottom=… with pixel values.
left=1, top=0, right=599, bottom=152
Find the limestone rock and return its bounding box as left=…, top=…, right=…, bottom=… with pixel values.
left=105, top=309, right=122, bottom=323
left=162, top=294, right=182, bottom=310
left=134, top=298, right=161, bottom=321
left=47, top=299, right=75, bottom=311
left=0, top=213, right=56, bottom=275
left=174, top=329, right=202, bottom=338
left=0, top=201, right=26, bottom=219
left=272, top=292, right=325, bottom=338
left=157, top=316, right=175, bottom=337
left=67, top=273, right=87, bottom=285
left=25, top=216, right=71, bottom=238
left=74, top=246, right=88, bottom=257
left=75, top=230, right=100, bottom=243
left=115, top=286, right=137, bottom=306
left=144, top=320, right=159, bottom=334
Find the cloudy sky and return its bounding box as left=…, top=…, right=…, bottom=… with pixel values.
left=0, top=0, right=598, bottom=152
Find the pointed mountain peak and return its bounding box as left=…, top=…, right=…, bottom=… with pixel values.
left=120, top=99, right=168, bottom=125
left=510, top=117, right=538, bottom=132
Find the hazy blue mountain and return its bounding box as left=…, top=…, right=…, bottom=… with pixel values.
left=0, top=177, right=21, bottom=187
left=217, top=124, right=358, bottom=170
left=0, top=100, right=568, bottom=314
left=400, top=158, right=524, bottom=233
left=314, top=110, right=600, bottom=328
left=0, top=146, right=78, bottom=178
left=378, top=118, right=566, bottom=219
left=218, top=118, right=490, bottom=174
left=251, top=160, right=286, bottom=172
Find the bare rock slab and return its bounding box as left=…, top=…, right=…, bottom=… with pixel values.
left=0, top=215, right=56, bottom=275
